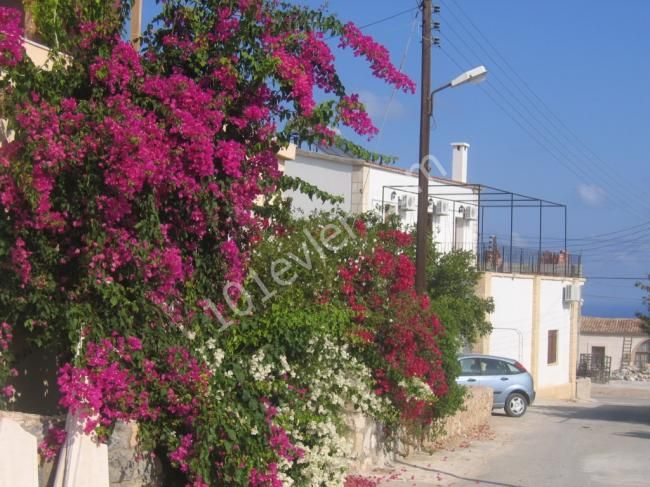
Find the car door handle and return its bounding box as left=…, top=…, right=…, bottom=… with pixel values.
left=500, top=377, right=509, bottom=381
left=467, top=378, right=477, bottom=382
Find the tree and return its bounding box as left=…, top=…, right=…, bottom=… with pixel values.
left=425, top=243, right=494, bottom=418
left=427, top=246, right=494, bottom=346
left=0, top=1, right=426, bottom=484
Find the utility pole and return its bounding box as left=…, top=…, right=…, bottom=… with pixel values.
left=415, top=0, right=432, bottom=294
left=130, top=0, right=143, bottom=49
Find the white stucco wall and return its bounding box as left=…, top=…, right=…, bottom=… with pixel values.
left=365, top=166, right=478, bottom=253
left=488, top=276, right=534, bottom=369
left=537, top=279, right=572, bottom=388
left=578, top=335, right=650, bottom=370
left=283, top=153, right=353, bottom=214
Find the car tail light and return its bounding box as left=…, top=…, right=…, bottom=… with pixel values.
left=514, top=361, right=527, bottom=373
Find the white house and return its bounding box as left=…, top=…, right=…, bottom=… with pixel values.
left=279, top=143, right=585, bottom=400
left=282, top=143, right=478, bottom=253
left=578, top=317, right=649, bottom=371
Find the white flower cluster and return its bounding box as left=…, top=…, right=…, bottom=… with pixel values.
left=399, top=376, right=437, bottom=403
left=250, top=349, right=274, bottom=382
left=273, top=338, right=392, bottom=486
left=195, top=338, right=225, bottom=375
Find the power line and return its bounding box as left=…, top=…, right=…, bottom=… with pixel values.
left=441, top=0, right=650, bottom=211
left=438, top=40, right=648, bottom=220
left=436, top=3, right=650, bottom=219
left=359, top=6, right=419, bottom=30
left=324, top=6, right=419, bottom=40
left=585, top=276, right=648, bottom=280
left=583, top=294, right=643, bottom=303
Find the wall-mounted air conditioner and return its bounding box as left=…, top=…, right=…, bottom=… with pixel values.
left=463, top=206, right=478, bottom=220
left=398, top=195, right=417, bottom=212
left=430, top=199, right=450, bottom=216
left=563, top=284, right=581, bottom=303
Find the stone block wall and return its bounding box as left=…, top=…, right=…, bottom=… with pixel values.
left=432, top=386, right=493, bottom=444
left=345, top=386, right=493, bottom=472
left=344, top=408, right=393, bottom=473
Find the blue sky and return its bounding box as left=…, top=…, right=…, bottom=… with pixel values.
left=141, top=1, right=650, bottom=317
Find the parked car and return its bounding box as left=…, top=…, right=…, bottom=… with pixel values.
left=456, top=354, right=535, bottom=417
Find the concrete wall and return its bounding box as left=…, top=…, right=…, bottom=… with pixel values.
left=477, top=273, right=583, bottom=400
left=283, top=152, right=354, bottom=214
left=487, top=275, right=534, bottom=368
left=0, top=412, right=162, bottom=486
left=578, top=335, right=650, bottom=370
left=538, top=279, right=572, bottom=389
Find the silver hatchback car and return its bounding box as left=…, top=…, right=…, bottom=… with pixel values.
left=456, top=354, right=536, bottom=417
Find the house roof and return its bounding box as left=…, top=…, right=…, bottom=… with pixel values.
left=580, top=316, right=648, bottom=336
left=294, top=148, right=473, bottom=188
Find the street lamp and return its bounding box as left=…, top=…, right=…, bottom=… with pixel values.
left=414, top=65, right=488, bottom=294
left=430, top=65, right=487, bottom=111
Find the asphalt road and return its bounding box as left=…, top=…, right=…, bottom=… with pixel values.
left=383, top=382, right=650, bottom=487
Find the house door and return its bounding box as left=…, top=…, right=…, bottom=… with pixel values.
left=592, top=346, right=605, bottom=368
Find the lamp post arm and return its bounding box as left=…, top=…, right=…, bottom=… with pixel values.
left=429, top=82, right=452, bottom=116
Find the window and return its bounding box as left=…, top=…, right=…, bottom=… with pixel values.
left=459, top=358, right=481, bottom=376
left=505, top=362, right=522, bottom=374
left=635, top=340, right=650, bottom=369
left=481, top=358, right=509, bottom=376
left=547, top=330, right=558, bottom=364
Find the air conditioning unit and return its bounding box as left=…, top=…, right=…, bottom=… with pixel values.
left=430, top=199, right=450, bottom=216
left=463, top=206, right=478, bottom=220
left=563, top=284, right=581, bottom=303
left=398, top=195, right=417, bottom=212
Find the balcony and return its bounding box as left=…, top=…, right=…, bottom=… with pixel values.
left=477, top=243, right=582, bottom=278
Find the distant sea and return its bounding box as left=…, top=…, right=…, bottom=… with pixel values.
left=581, top=302, right=642, bottom=318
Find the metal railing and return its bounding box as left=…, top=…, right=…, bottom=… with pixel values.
left=477, top=243, right=582, bottom=278
left=577, top=353, right=611, bottom=384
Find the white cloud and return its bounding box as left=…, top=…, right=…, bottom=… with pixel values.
left=577, top=183, right=607, bottom=207
left=358, top=90, right=407, bottom=123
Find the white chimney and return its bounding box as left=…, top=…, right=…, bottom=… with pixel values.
left=451, top=142, right=470, bottom=183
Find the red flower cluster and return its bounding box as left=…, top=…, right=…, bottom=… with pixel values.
left=339, top=228, right=448, bottom=425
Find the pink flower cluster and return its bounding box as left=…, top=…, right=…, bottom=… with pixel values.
left=249, top=402, right=304, bottom=486
left=57, top=336, right=210, bottom=438
left=168, top=433, right=194, bottom=473
left=339, top=22, right=416, bottom=94
left=0, top=37, right=273, bottom=308
left=339, top=94, right=378, bottom=138
left=249, top=463, right=282, bottom=487
left=38, top=427, right=67, bottom=461
left=0, top=322, right=13, bottom=352
left=0, top=7, right=24, bottom=67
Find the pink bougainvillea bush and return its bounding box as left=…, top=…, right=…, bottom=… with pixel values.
left=0, top=1, right=458, bottom=485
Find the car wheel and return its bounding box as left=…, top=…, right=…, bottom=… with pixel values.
left=505, top=392, right=527, bottom=417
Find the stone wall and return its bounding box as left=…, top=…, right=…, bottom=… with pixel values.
left=0, top=412, right=162, bottom=487
left=576, top=377, right=591, bottom=401
left=431, top=386, right=493, bottom=444
left=344, top=408, right=394, bottom=473
left=345, top=386, right=493, bottom=472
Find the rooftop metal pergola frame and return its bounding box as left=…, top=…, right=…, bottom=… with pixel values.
left=381, top=182, right=568, bottom=271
